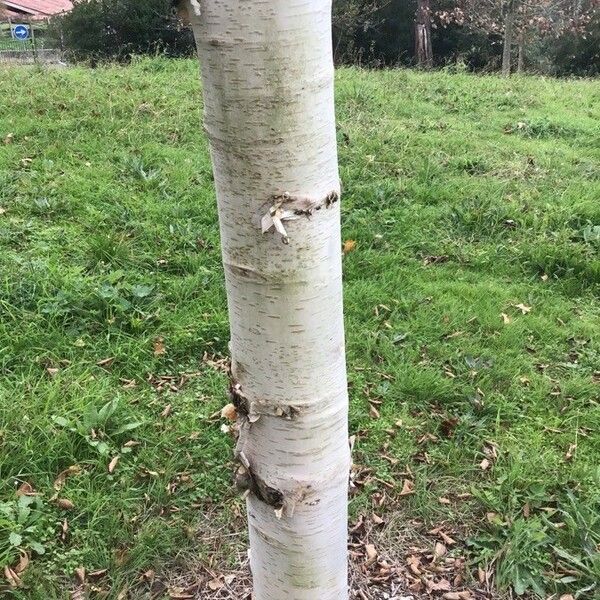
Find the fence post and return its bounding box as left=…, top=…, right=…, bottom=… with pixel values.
left=29, top=17, right=38, bottom=64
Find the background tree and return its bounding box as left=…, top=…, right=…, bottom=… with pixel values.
left=415, top=0, right=435, bottom=66
left=185, top=0, right=351, bottom=597
left=436, top=0, right=599, bottom=74
left=332, top=0, right=387, bottom=63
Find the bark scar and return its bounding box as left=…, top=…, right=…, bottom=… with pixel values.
left=261, top=190, right=340, bottom=244
left=235, top=465, right=284, bottom=509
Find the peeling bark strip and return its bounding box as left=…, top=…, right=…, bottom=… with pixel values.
left=186, top=1, right=350, bottom=598
left=261, top=190, right=340, bottom=244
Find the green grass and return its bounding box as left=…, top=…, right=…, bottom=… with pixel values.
left=0, top=58, right=599, bottom=598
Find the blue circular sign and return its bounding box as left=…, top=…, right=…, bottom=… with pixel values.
left=13, top=25, right=30, bottom=41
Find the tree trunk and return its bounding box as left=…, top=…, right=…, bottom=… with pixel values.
left=517, top=33, right=525, bottom=73
left=185, top=1, right=350, bottom=599
left=415, top=0, right=434, bottom=68
left=502, top=0, right=515, bottom=76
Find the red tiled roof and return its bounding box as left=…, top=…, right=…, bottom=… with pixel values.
left=3, top=0, right=73, bottom=17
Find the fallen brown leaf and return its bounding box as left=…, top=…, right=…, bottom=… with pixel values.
left=514, top=303, right=532, bottom=314
left=16, top=482, right=36, bottom=497
left=75, top=566, right=86, bottom=584
left=439, top=497, right=451, bottom=505
left=207, top=579, right=224, bottom=591
left=71, top=587, right=85, bottom=600
left=501, top=312, right=511, bottom=324
left=439, top=530, right=457, bottom=545
left=153, top=337, right=166, bottom=356
left=57, top=498, right=75, bottom=510
left=343, top=239, right=357, bottom=255
left=54, top=465, right=82, bottom=491
left=428, top=578, right=452, bottom=592
left=89, top=568, right=108, bottom=579
left=169, top=590, right=195, bottom=599
left=96, top=357, right=115, bottom=368
left=372, top=513, right=384, bottom=525
left=399, top=479, right=415, bottom=496
left=108, top=456, right=120, bottom=474
left=14, top=552, right=29, bottom=576
left=369, top=404, right=380, bottom=419
left=407, top=554, right=422, bottom=576
left=364, top=543, right=377, bottom=566
left=61, top=518, right=69, bottom=541
left=161, top=404, right=172, bottom=418
left=221, top=403, right=237, bottom=421
left=435, top=541, right=447, bottom=557
left=4, top=565, right=22, bottom=588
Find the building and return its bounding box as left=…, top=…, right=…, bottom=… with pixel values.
left=2, top=0, right=73, bottom=21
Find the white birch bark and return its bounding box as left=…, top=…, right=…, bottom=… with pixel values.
left=185, top=1, right=350, bottom=598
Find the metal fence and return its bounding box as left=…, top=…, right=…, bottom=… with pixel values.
left=0, top=19, right=63, bottom=65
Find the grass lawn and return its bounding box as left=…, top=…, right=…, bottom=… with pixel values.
left=0, top=58, right=599, bottom=599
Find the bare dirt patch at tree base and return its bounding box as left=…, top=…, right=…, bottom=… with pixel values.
left=138, top=511, right=507, bottom=600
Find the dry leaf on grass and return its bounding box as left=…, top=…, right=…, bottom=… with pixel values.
left=153, top=337, right=166, bottom=356
left=169, top=589, right=195, bottom=599
left=14, top=552, right=29, bottom=576
left=56, top=498, right=75, bottom=510
left=208, top=579, right=224, bottom=591
left=4, top=565, right=22, bottom=588
left=501, top=312, right=511, bottom=324
left=369, top=404, right=380, bottom=419
left=434, top=542, right=447, bottom=559
left=96, top=357, right=115, bottom=368
left=16, top=482, right=36, bottom=497
left=343, top=239, right=357, bottom=255
left=89, top=569, right=108, bottom=578
left=75, top=566, right=86, bottom=584
left=71, top=587, right=85, bottom=600
left=54, top=465, right=82, bottom=491
left=108, top=456, right=120, bottom=474
left=371, top=513, right=384, bottom=525
left=399, top=479, right=415, bottom=496
left=427, top=578, right=452, bottom=592
left=514, top=303, right=532, bottom=314
left=364, top=543, right=377, bottom=566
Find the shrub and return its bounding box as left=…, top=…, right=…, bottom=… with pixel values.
left=50, top=0, right=195, bottom=61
